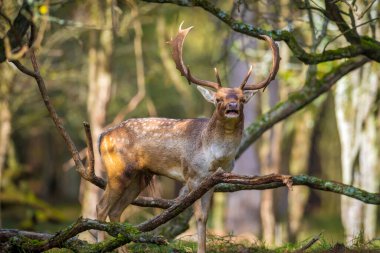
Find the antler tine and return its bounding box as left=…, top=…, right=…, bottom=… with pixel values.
left=241, top=35, right=280, bottom=91
left=168, top=22, right=221, bottom=90
left=239, top=65, right=253, bottom=89
left=214, top=68, right=222, bottom=87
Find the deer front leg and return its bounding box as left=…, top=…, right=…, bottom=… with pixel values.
left=192, top=184, right=215, bottom=253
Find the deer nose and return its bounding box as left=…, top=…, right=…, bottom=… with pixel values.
left=227, top=102, right=238, bottom=110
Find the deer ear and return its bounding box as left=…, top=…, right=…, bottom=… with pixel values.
left=243, top=90, right=257, bottom=103
left=197, top=86, right=216, bottom=104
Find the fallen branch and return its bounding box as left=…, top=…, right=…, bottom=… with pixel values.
left=0, top=217, right=166, bottom=253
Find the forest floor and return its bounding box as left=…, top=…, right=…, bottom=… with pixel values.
left=124, top=235, right=380, bottom=253
left=44, top=236, right=380, bottom=252
left=3, top=204, right=380, bottom=252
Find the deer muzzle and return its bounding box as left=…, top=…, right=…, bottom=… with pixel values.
left=225, top=102, right=240, bottom=118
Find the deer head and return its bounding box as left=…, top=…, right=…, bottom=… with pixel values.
left=168, top=23, right=280, bottom=122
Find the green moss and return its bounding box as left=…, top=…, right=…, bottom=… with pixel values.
left=109, top=221, right=139, bottom=236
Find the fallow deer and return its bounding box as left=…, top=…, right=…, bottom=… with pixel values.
left=96, top=23, right=280, bottom=253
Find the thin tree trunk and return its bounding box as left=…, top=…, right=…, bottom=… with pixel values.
left=0, top=63, right=14, bottom=227
left=81, top=0, right=113, bottom=232
left=259, top=0, right=285, bottom=244
left=260, top=79, right=282, bottom=244
left=287, top=110, right=314, bottom=242
left=226, top=5, right=261, bottom=236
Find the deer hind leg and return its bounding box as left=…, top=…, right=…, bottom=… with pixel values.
left=96, top=146, right=134, bottom=222
left=97, top=175, right=129, bottom=222
left=108, top=172, right=152, bottom=253
left=108, top=172, right=153, bottom=222
left=96, top=174, right=129, bottom=243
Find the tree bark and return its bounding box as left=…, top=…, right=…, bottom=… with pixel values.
left=0, top=63, right=14, bottom=227
left=259, top=0, right=284, bottom=244
left=226, top=4, right=261, bottom=236
left=81, top=0, right=113, bottom=233
left=335, top=63, right=379, bottom=242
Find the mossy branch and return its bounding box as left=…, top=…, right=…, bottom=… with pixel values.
left=140, top=0, right=379, bottom=64
left=0, top=217, right=166, bottom=253
left=215, top=174, right=380, bottom=205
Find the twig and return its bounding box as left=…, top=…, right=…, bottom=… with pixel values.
left=112, top=6, right=146, bottom=124
left=294, top=232, right=322, bottom=252
left=83, top=122, right=96, bottom=182
left=322, top=17, right=380, bottom=53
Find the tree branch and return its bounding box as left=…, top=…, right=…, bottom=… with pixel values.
left=141, top=0, right=367, bottom=64
left=324, top=0, right=360, bottom=44
left=132, top=170, right=380, bottom=210
left=0, top=218, right=166, bottom=252
left=215, top=174, right=380, bottom=205
left=11, top=51, right=106, bottom=190
left=131, top=171, right=380, bottom=211
left=1, top=170, right=379, bottom=251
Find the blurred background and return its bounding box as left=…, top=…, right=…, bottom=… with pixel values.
left=0, top=0, right=379, bottom=247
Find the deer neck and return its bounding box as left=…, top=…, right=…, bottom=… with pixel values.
left=203, top=110, right=244, bottom=142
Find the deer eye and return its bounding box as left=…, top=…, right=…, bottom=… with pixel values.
left=215, top=98, right=222, bottom=103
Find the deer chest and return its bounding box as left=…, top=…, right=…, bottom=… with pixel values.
left=209, top=142, right=237, bottom=162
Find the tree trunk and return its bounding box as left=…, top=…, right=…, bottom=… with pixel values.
left=335, top=63, right=379, bottom=243
left=260, top=80, right=282, bottom=244
left=81, top=0, right=113, bottom=234
left=0, top=63, right=14, bottom=227
left=226, top=5, right=261, bottom=236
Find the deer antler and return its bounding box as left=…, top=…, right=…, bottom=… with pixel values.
left=240, top=35, right=280, bottom=90
left=169, top=22, right=221, bottom=90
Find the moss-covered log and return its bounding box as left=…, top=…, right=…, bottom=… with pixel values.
left=0, top=217, right=166, bottom=253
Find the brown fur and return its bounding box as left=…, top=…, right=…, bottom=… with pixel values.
left=96, top=87, right=255, bottom=253
left=96, top=23, right=279, bottom=253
